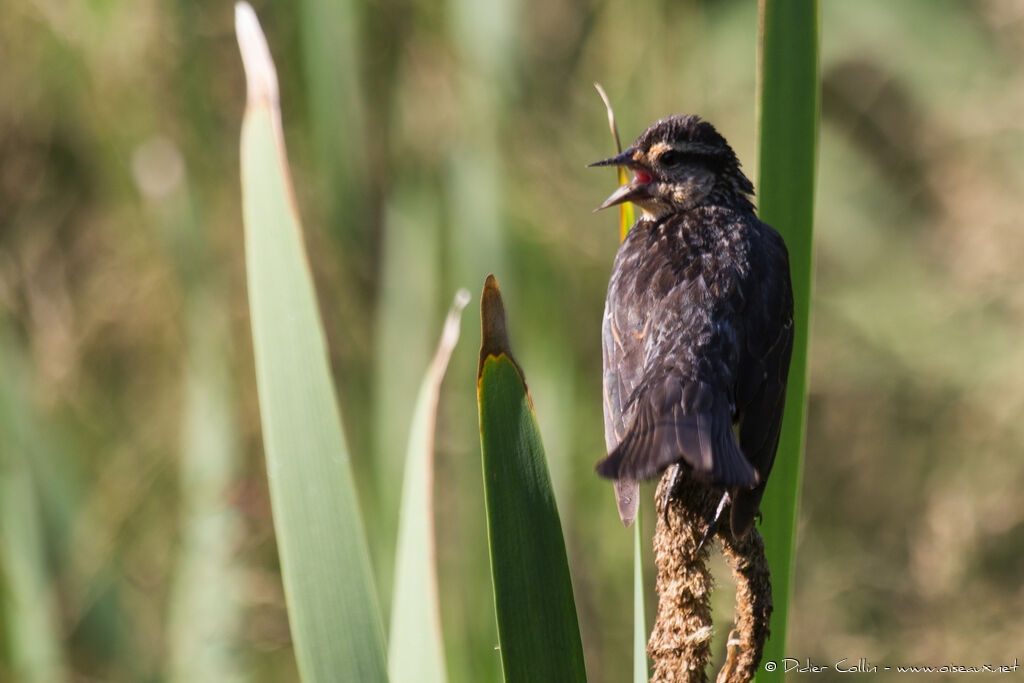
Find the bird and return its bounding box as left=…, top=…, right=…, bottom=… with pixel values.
left=590, top=114, right=794, bottom=540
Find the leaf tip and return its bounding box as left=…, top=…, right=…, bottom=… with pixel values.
left=479, top=275, right=512, bottom=379
left=453, top=287, right=471, bottom=311
left=235, top=2, right=279, bottom=108
left=436, top=288, right=471, bottom=364
left=594, top=82, right=623, bottom=154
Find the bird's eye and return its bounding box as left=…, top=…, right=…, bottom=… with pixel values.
left=659, top=150, right=686, bottom=166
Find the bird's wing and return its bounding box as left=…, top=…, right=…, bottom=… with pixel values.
left=596, top=375, right=757, bottom=487
left=600, top=296, right=645, bottom=525
left=730, top=227, right=795, bottom=537
left=599, top=282, right=757, bottom=529
left=599, top=227, right=761, bottom=526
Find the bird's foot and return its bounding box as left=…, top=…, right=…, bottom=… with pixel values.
left=696, top=491, right=731, bottom=553
left=659, top=465, right=681, bottom=525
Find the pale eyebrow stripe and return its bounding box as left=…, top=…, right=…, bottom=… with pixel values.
left=651, top=141, right=722, bottom=159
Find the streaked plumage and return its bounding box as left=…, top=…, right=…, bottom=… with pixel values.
left=591, top=115, right=793, bottom=539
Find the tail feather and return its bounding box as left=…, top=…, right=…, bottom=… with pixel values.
left=595, top=377, right=757, bottom=488
left=710, top=412, right=759, bottom=487
left=730, top=482, right=767, bottom=539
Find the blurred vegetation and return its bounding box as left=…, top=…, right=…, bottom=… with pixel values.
left=1, top=1, right=1023, bottom=681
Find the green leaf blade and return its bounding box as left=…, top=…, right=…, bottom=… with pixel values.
left=388, top=291, right=470, bottom=683
left=0, top=327, right=68, bottom=683
left=167, top=297, right=246, bottom=683
left=236, top=5, right=387, bottom=681
left=476, top=275, right=587, bottom=683
left=633, top=517, right=647, bottom=683
left=755, top=0, right=819, bottom=679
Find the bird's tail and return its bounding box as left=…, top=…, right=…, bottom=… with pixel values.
left=595, top=377, right=758, bottom=489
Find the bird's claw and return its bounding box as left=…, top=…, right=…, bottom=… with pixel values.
left=660, top=465, right=681, bottom=526
left=696, top=491, right=731, bottom=553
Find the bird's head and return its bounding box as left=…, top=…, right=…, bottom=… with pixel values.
left=590, top=114, right=754, bottom=218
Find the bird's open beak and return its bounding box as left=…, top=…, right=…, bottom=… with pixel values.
left=589, top=147, right=653, bottom=211
left=593, top=182, right=649, bottom=212
left=588, top=148, right=638, bottom=169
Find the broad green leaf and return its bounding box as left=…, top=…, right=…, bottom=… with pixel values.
left=755, top=0, right=819, bottom=678
left=235, top=4, right=387, bottom=681
left=388, top=290, right=471, bottom=683
left=476, top=275, right=587, bottom=683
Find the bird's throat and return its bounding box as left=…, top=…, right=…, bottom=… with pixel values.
left=636, top=197, right=674, bottom=221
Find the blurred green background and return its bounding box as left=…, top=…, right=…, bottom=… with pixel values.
left=2, top=0, right=1023, bottom=681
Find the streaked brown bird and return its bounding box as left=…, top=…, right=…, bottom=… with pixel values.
left=591, top=114, right=794, bottom=540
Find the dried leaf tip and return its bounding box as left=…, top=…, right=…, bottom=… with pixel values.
left=441, top=288, right=471, bottom=351
left=235, top=2, right=279, bottom=108
left=593, top=82, right=623, bottom=154
left=478, top=275, right=513, bottom=379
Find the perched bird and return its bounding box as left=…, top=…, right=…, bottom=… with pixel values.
left=591, top=115, right=794, bottom=540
